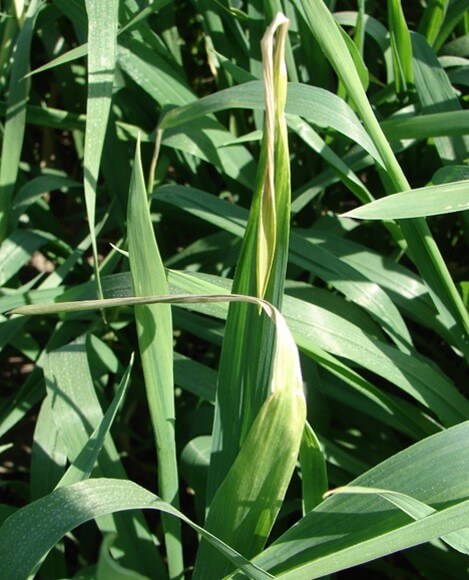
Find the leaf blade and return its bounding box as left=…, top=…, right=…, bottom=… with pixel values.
left=127, top=139, right=183, bottom=578
left=343, top=180, right=469, bottom=219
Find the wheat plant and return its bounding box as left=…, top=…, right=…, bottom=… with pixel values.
left=0, top=1, right=468, bottom=578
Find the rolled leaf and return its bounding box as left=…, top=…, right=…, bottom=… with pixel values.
left=207, top=11, right=293, bottom=505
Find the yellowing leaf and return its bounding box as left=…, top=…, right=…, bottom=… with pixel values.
left=257, top=13, right=289, bottom=300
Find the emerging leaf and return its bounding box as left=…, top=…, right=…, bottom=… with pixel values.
left=257, top=13, right=289, bottom=300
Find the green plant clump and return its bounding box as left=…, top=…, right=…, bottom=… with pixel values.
left=0, top=1, right=468, bottom=578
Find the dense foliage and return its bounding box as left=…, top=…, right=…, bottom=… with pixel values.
left=0, top=0, right=468, bottom=578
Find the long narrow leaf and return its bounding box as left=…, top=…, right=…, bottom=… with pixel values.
left=12, top=280, right=462, bottom=431
left=83, top=0, right=119, bottom=299
left=159, top=81, right=382, bottom=165
left=0, top=479, right=273, bottom=580
left=0, top=0, right=41, bottom=240
left=275, top=501, right=469, bottom=579
left=388, top=0, right=414, bottom=96
left=344, top=179, right=469, bottom=219
left=154, top=185, right=413, bottom=352
left=127, top=139, right=183, bottom=578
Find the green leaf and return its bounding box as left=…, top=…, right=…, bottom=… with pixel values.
left=275, top=501, right=469, bottom=578
left=14, top=270, right=463, bottom=431
left=282, top=292, right=467, bottom=427
left=53, top=0, right=88, bottom=32
left=418, top=0, right=449, bottom=47
left=337, top=20, right=369, bottom=91
left=325, top=486, right=469, bottom=554
left=382, top=110, right=469, bottom=141
left=0, top=0, right=41, bottom=240
left=300, top=422, right=328, bottom=513
left=343, top=180, right=469, bottom=219
left=30, top=399, right=67, bottom=579
left=117, top=35, right=193, bottom=106
left=12, top=174, right=80, bottom=221
left=0, top=229, right=47, bottom=286
left=161, top=117, right=256, bottom=188
left=154, top=185, right=413, bottom=352
left=334, top=11, right=393, bottom=84
left=388, top=0, right=414, bottom=95
left=180, top=435, right=211, bottom=507
left=27, top=43, right=88, bottom=78
left=412, top=32, right=469, bottom=164
left=295, top=0, right=469, bottom=360
left=97, top=534, right=151, bottom=580
left=0, top=478, right=273, bottom=580
left=433, top=0, right=469, bottom=52
left=83, top=0, right=119, bottom=300
left=127, top=139, right=183, bottom=578
left=300, top=232, right=451, bottom=344
left=117, top=35, right=256, bottom=188
left=159, top=81, right=382, bottom=166
left=56, top=353, right=134, bottom=488
left=30, top=399, right=67, bottom=500
left=26, top=2, right=174, bottom=77
left=235, top=421, right=469, bottom=578
left=0, top=366, right=44, bottom=439
left=13, top=261, right=466, bottom=430
left=174, top=352, right=217, bottom=403
left=287, top=115, right=373, bottom=205
left=43, top=335, right=165, bottom=578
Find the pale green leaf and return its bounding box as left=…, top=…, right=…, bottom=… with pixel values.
left=235, top=421, right=469, bottom=578
left=194, top=298, right=306, bottom=579
left=206, top=13, right=294, bottom=505
left=344, top=180, right=469, bottom=219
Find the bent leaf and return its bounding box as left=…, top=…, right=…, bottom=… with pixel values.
left=194, top=306, right=306, bottom=578
left=236, top=421, right=469, bottom=578
left=0, top=479, right=273, bottom=580
left=325, top=486, right=469, bottom=554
